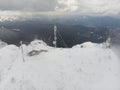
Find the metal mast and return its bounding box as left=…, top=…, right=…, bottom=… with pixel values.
left=53, top=25, right=57, bottom=47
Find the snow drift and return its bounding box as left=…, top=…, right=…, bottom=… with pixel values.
left=0, top=40, right=120, bottom=90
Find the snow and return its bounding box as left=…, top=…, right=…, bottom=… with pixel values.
left=0, top=40, right=120, bottom=90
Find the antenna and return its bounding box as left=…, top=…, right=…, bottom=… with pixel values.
left=53, top=25, right=57, bottom=47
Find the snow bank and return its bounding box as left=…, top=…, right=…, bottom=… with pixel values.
left=0, top=40, right=120, bottom=90
left=72, top=42, right=100, bottom=48
left=27, top=40, right=48, bottom=50
left=0, top=40, right=7, bottom=49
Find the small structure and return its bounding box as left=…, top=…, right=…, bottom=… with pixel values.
left=28, top=49, right=48, bottom=56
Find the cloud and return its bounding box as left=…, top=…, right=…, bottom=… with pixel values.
left=56, top=0, right=120, bottom=16
left=76, top=0, right=120, bottom=16
left=0, top=0, right=120, bottom=16
left=55, top=0, right=78, bottom=12
left=0, top=0, right=58, bottom=11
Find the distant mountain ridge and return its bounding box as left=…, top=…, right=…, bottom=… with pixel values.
left=0, top=24, right=109, bottom=47
left=0, top=15, right=120, bottom=29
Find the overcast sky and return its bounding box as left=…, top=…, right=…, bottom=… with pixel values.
left=0, top=0, right=120, bottom=16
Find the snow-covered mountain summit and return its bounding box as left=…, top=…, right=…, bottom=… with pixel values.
left=0, top=16, right=19, bottom=22
left=0, top=40, right=120, bottom=90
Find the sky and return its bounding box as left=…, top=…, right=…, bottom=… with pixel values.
left=0, top=0, right=120, bottom=16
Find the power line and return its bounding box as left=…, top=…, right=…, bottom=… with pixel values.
left=57, top=30, right=68, bottom=48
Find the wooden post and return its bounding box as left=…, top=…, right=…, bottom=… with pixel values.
left=20, top=41, right=25, bottom=62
